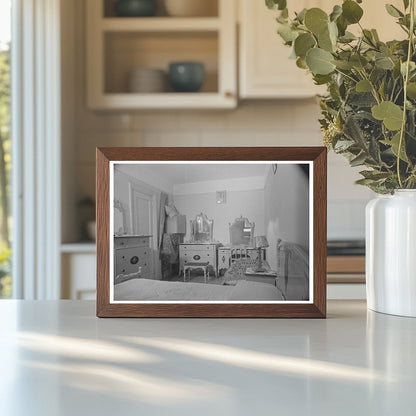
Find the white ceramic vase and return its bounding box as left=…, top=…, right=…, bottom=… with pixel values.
left=366, top=190, right=416, bottom=317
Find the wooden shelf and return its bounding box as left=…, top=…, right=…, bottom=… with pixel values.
left=327, top=256, right=365, bottom=284
left=87, top=0, right=237, bottom=110
left=61, top=243, right=96, bottom=253
left=327, top=256, right=365, bottom=274
left=89, top=92, right=235, bottom=110
left=101, top=17, right=221, bottom=32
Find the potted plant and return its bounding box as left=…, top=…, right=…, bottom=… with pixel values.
left=266, top=0, right=416, bottom=316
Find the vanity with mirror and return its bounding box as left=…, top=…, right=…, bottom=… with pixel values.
left=217, top=216, right=266, bottom=276
left=179, top=213, right=222, bottom=278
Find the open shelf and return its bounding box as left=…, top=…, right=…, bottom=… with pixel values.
left=101, top=17, right=221, bottom=32
left=103, top=0, right=219, bottom=18
left=104, top=31, right=218, bottom=94
left=91, top=93, right=234, bottom=109
left=61, top=243, right=96, bottom=253
left=87, top=0, right=236, bottom=109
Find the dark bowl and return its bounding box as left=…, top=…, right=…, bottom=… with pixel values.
left=168, top=62, right=205, bottom=93
left=114, top=0, right=158, bottom=17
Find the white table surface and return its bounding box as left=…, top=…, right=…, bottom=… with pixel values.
left=0, top=300, right=415, bottom=416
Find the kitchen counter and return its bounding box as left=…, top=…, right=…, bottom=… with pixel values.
left=0, top=300, right=415, bottom=415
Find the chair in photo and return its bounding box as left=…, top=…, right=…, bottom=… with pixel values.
left=183, top=262, right=210, bottom=283
left=222, top=257, right=258, bottom=285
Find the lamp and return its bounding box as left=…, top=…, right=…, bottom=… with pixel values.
left=254, top=235, right=269, bottom=272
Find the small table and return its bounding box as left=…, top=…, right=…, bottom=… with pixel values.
left=183, top=262, right=210, bottom=283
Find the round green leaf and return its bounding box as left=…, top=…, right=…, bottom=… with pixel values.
left=342, top=0, right=364, bottom=24
left=330, top=5, right=342, bottom=22
left=385, top=4, right=403, bottom=18
left=306, top=48, right=336, bottom=75
left=277, top=23, right=298, bottom=43
left=294, top=33, right=316, bottom=58
left=333, top=60, right=352, bottom=70
left=356, top=79, right=372, bottom=92
left=304, top=8, right=329, bottom=35
left=350, top=54, right=368, bottom=70
left=375, top=56, right=395, bottom=70
left=407, top=82, right=416, bottom=99
left=296, top=57, right=308, bottom=69
left=383, top=133, right=408, bottom=162
left=266, top=0, right=287, bottom=11
left=328, top=21, right=339, bottom=43
left=371, top=101, right=404, bottom=131
left=318, top=22, right=338, bottom=52
left=318, top=29, right=333, bottom=52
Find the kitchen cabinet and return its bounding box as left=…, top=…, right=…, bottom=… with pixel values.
left=86, top=0, right=237, bottom=109
left=238, top=0, right=404, bottom=99
left=61, top=245, right=96, bottom=300
left=239, top=0, right=325, bottom=99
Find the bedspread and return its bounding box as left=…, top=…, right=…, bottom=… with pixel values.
left=114, top=278, right=284, bottom=302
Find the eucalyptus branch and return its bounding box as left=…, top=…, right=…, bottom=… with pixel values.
left=359, top=69, right=381, bottom=104
left=397, top=0, right=415, bottom=188
left=393, top=85, right=404, bottom=103
left=390, top=79, right=398, bottom=101
left=267, top=0, right=416, bottom=193
left=334, top=68, right=358, bottom=84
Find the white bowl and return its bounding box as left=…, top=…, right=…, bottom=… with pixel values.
left=164, top=0, right=218, bottom=17
left=128, top=68, right=167, bottom=93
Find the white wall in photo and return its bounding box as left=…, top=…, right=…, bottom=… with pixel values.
left=173, top=187, right=266, bottom=245
left=264, top=165, right=310, bottom=270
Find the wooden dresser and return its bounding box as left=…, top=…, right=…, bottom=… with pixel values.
left=114, top=235, right=151, bottom=279
left=179, top=243, right=222, bottom=278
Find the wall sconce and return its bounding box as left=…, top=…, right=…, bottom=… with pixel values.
left=216, top=190, right=227, bottom=204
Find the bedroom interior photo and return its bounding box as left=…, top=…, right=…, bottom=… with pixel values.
left=112, top=162, right=311, bottom=302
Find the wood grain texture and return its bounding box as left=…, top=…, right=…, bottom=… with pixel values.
left=327, top=256, right=365, bottom=274
left=96, top=147, right=327, bottom=318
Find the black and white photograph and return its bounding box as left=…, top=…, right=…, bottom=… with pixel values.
left=110, top=161, right=312, bottom=303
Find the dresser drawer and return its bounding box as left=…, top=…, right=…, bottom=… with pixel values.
left=180, top=244, right=215, bottom=253
left=116, top=247, right=150, bottom=275
left=114, top=236, right=149, bottom=249
left=117, top=263, right=150, bottom=277
left=182, top=251, right=213, bottom=263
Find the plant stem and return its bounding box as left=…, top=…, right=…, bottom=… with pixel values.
left=359, top=69, right=381, bottom=104
left=334, top=68, right=358, bottom=84
left=397, top=0, right=415, bottom=188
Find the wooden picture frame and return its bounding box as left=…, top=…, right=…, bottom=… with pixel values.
left=96, top=147, right=327, bottom=318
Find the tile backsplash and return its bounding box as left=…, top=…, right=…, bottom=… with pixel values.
left=72, top=100, right=373, bottom=241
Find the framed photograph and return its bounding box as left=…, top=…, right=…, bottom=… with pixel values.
left=96, top=147, right=327, bottom=318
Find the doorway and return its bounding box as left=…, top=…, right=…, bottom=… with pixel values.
left=128, top=183, right=158, bottom=279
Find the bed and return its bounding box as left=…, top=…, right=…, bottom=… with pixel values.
left=114, top=278, right=284, bottom=301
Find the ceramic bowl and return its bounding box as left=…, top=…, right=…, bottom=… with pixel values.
left=128, top=68, right=167, bottom=93
left=168, top=62, right=205, bottom=92
left=164, top=0, right=218, bottom=17
left=114, top=0, right=158, bottom=17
